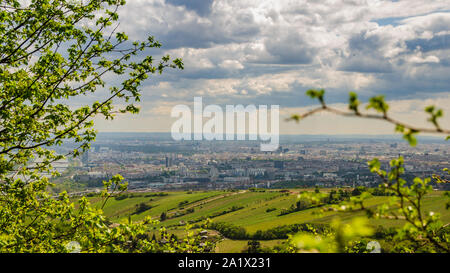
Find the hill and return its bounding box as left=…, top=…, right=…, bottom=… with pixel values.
left=86, top=189, right=450, bottom=252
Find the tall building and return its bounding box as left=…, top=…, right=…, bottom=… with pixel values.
left=165, top=154, right=174, bottom=168
left=209, top=166, right=219, bottom=182
left=274, top=161, right=284, bottom=170
left=81, top=151, right=89, bottom=166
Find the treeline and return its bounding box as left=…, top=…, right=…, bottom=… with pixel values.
left=277, top=187, right=393, bottom=217
left=115, top=192, right=168, bottom=201
left=189, top=205, right=244, bottom=224
left=165, top=206, right=245, bottom=227
left=208, top=222, right=330, bottom=240
left=207, top=205, right=244, bottom=218
left=278, top=198, right=313, bottom=216
left=72, top=175, right=105, bottom=188
left=167, top=208, right=195, bottom=220
left=278, top=189, right=352, bottom=216
left=271, top=180, right=318, bottom=189
left=252, top=223, right=330, bottom=240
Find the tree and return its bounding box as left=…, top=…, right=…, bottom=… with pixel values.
left=244, top=240, right=261, bottom=253
left=133, top=202, right=152, bottom=215
left=314, top=186, right=320, bottom=193
left=351, top=186, right=366, bottom=196
left=160, top=212, right=167, bottom=221
left=0, top=0, right=214, bottom=253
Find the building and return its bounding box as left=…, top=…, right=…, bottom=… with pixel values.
left=81, top=151, right=89, bottom=166
left=165, top=155, right=173, bottom=168
left=274, top=161, right=284, bottom=170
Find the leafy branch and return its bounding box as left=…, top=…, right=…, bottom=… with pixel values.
left=282, top=89, right=450, bottom=253
left=288, top=89, right=449, bottom=146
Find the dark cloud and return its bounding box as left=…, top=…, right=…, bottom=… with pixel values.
left=255, top=31, right=317, bottom=65
left=165, top=0, right=214, bottom=17
left=158, top=24, right=234, bottom=49
left=406, top=34, right=450, bottom=52
left=439, top=56, right=450, bottom=66
left=339, top=55, right=393, bottom=73
left=348, top=31, right=386, bottom=52
left=364, top=64, right=450, bottom=101
left=155, top=12, right=260, bottom=49
left=110, top=1, right=450, bottom=110
left=117, top=1, right=260, bottom=50
left=339, top=31, right=395, bottom=73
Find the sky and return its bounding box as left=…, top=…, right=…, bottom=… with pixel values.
left=92, top=0, right=450, bottom=135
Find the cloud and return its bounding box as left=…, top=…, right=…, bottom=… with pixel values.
left=165, top=0, right=214, bottom=17
left=116, top=0, right=261, bottom=49
left=408, top=54, right=440, bottom=64
left=339, top=55, right=394, bottom=73
left=406, top=34, right=450, bottom=52
left=260, top=29, right=317, bottom=64
left=79, top=0, right=450, bottom=134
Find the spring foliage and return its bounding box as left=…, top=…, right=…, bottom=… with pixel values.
left=0, top=0, right=212, bottom=253
left=284, top=89, right=450, bottom=253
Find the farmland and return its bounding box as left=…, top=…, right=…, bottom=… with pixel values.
left=86, top=189, right=450, bottom=252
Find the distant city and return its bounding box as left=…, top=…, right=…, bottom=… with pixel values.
left=52, top=133, right=450, bottom=192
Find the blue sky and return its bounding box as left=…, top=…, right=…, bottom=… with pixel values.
left=92, top=0, right=450, bottom=135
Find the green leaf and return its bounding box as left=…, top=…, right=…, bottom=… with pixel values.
left=306, top=89, right=325, bottom=104
left=366, top=95, right=389, bottom=115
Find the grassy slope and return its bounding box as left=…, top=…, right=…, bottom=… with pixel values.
left=89, top=191, right=224, bottom=222
left=86, top=189, right=449, bottom=253
left=91, top=189, right=449, bottom=233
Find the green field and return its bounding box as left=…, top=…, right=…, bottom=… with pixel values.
left=86, top=189, right=450, bottom=253
left=215, top=239, right=284, bottom=253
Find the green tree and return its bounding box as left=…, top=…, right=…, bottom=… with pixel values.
left=314, top=186, right=320, bottom=193
left=0, top=0, right=215, bottom=253
left=244, top=240, right=261, bottom=253
left=351, top=186, right=366, bottom=196
left=160, top=212, right=167, bottom=221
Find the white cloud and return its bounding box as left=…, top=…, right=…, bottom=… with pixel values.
left=86, top=0, right=450, bottom=134
left=218, top=60, right=244, bottom=70
left=409, top=54, right=440, bottom=64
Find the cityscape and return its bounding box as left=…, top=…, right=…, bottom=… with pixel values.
left=53, top=133, right=450, bottom=193
left=2, top=0, right=450, bottom=256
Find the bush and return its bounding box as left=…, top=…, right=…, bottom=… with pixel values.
left=208, top=222, right=330, bottom=241
left=351, top=186, right=367, bottom=196
left=278, top=198, right=312, bottom=216
left=144, top=192, right=169, bottom=197
left=252, top=223, right=330, bottom=240
left=208, top=222, right=248, bottom=240
left=115, top=194, right=129, bottom=201
left=133, top=202, right=153, bottom=215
